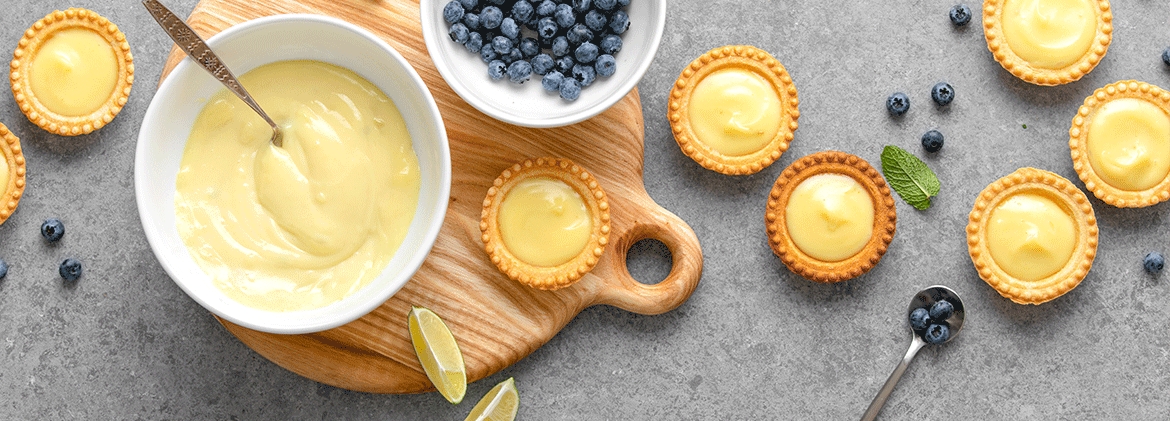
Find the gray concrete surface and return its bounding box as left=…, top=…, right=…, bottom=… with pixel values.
left=1, top=0, right=1169, bottom=419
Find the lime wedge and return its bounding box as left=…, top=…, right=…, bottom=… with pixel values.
left=408, top=306, right=466, bottom=404
left=464, top=377, right=519, bottom=421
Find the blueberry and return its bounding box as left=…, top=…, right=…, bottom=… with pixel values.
left=599, top=34, right=622, bottom=55
left=537, top=17, right=559, bottom=39
left=567, top=24, right=593, bottom=45
left=503, top=48, right=524, bottom=64
left=560, top=77, right=581, bottom=101
left=554, top=4, right=575, bottom=28
left=465, top=32, right=484, bottom=53
left=949, top=4, right=972, bottom=26
left=555, top=56, right=575, bottom=74
left=41, top=218, right=65, bottom=242
left=492, top=36, right=513, bottom=55
left=608, top=10, right=629, bottom=34
left=575, top=41, right=599, bottom=63
left=531, top=53, right=555, bottom=75
left=617, top=0, right=629, bottom=6
left=59, top=258, right=82, bottom=283
left=480, top=6, right=504, bottom=29
left=536, top=0, right=557, bottom=17
left=886, top=92, right=909, bottom=116
left=458, top=0, right=477, bottom=9
left=924, top=324, right=950, bottom=344
left=909, top=308, right=930, bottom=331
left=443, top=1, right=465, bottom=24
left=520, top=37, right=540, bottom=58
left=595, top=0, right=618, bottom=11
left=461, top=14, right=480, bottom=31
left=921, top=130, right=945, bottom=153
left=571, top=0, right=591, bottom=13
left=507, top=60, right=533, bottom=83
left=500, top=18, right=520, bottom=39
left=480, top=45, right=499, bottom=63
left=448, top=23, right=470, bottom=44
left=0, top=258, right=7, bottom=280
left=1163, top=47, right=1170, bottom=67
left=542, top=71, right=565, bottom=91
left=572, top=63, right=596, bottom=86
left=512, top=1, right=535, bottom=22
left=552, top=36, right=571, bottom=57
left=1145, top=252, right=1165, bottom=274
left=585, top=10, right=608, bottom=32
left=931, top=82, right=955, bottom=106
left=595, top=54, right=616, bottom=77
left=488, top=60, right=507, bottom=80
left=929, top=300, right=954, bottom=321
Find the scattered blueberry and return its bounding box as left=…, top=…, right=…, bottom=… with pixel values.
left=949, top=4, right=971, bottom=26
left=59, top=258, right=82, bottom=283
left=554, top=4, right=575, bottom=28
left=551, top=36, right=571, bottom=57
left=931, top=82, right=955, bottom=106
left=924, top=324, right=950, bottom=344
left=909, top=308, right=930, bottom=331
left=1163, top=47, right=1170, bottom=67
left=929, top=300, right=954, bottom=322
left=585, top=10, right=608, bottom=32
left=536, top=0, right=557, bottom=17
left=41, top=218, right=65, bottom=242
left=572, top=63, right=596, bottom=86
left=512, top=1, right=534, bottom=22
left=1145, top=252, right=1165, bottom=274
left=595, top=54, right=616, bottom=77
left=488, top=60, right=507, bottom=80
left=443, top=1, right=465, bottom=24
left=560, top=77, right=582, bottom=101
left=448, top=23, right=470, bottom=44
left=465, top=32, right=483, bottom=53
left=921, top=130, right=945, bottom=153
left=542, top=71, right=565, bottom=91
left=463, top=13, right=481, bottom=30
left=609, top=10, right=629, bottom=34
left=555, top=55, right=575, bottom=74
left=575, top=42, right=599, bottom=63
left=0, top=258, right=7, bottom=280
left=572, top=0, right=592, bottom=13
left=531, top=53, right=555, bottom=75
left=507, top=60, right=533, bottom=83
left=886, top=92, right=910, bottom=116
left=480, top=6, right=504, bottom=29
left=599, top=34, right=622, bottom=55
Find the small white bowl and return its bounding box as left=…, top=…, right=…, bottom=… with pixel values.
left=420, top=0, right=666, bottom=128
left=135, top=15, right=451, bottom=334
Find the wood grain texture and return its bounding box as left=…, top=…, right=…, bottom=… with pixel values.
left=158, top=0, right=702, bottom=394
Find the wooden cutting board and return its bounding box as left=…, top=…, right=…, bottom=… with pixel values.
left=159, top=0, right=702, bottom=394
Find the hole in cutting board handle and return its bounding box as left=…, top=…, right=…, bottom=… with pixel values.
left=624, top=238, right=672, bottom=285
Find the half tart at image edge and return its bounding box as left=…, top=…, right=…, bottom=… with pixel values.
left=765, top=151, right=897, bottom=283
left=0, top=123, right=26, bottom=226
left=967, top=168, right=1098, bottom=305
left=481, top=157, right=611, bottom=291
left=10, top=8, right=134, bottom=136
left=668, top=45, right=799, bottom=175
left=1070, top=80, right=1170, bottom=208
left=982, top=0, right=1112, bottom=86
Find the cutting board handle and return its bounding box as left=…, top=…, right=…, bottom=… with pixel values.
left=596, top=203, right=703, bottom=315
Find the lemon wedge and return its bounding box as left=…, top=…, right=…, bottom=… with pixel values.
left=408, top=306, right=466, bottom=404
left=464, top=377, right=519, bottom=421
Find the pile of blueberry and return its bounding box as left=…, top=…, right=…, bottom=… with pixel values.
left=443, top=0, right=630, bottom=101
left=909, top=299, right=955, bottom=344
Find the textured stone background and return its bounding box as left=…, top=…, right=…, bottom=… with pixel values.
left=1, top=0, right=1169, bottom=419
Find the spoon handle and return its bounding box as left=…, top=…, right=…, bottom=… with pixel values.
left=141, top=0, right=283, bottom=146
left=860, top=336, right=926, bottom=421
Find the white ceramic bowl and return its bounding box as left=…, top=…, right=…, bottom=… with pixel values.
left=420, top=0, right=666, bottom=128
left=135, top=15, right=451, bottom=334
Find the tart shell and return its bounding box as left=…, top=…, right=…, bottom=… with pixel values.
left=10, top=8, right=134, bottom=136
left=668, top=45, right=799, bottom=175
left=1069, top=80, right=1170, bottom=208
left=765, top=151, right=897, bottom=283
left=967, top=168, right=1098, bottom=305
left=480, top=157, right=611, bottom=290
left=0, top=123, right=26, bottom=226
left=982, top=0, right=1112, bottom=86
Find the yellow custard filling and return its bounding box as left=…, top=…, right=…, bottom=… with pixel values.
left=987, top=193, right=1076, bottom=282
left=1001, top=0, right=1098, bottom=69
left=0, top=155, right=8, bottom=190
left=1086, top=98, right=1170, bottom=191
left=784, top=174, right=874, bottom=262
left=498, top=177, right=592, bottom=267
left=687, top=68, right=781, bottom=157
left=28, top=28, right=118, bottom=116
left=176, top=60, right=420, bottom=312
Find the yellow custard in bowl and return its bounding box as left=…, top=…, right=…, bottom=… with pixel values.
left=784, top=174, right=875, bottom=263
left=498, top=177, right=593, bottom=267
left=982, top=0, right=1111, bottom=85
left=175, top=60, right=420, bottom=312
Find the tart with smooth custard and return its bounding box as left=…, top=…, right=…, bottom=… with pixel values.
left=982, top=0, right=1112, bottom=86
left=481, top=158, right=611, bottom=290
left=765, top=151, right=897, bottom=283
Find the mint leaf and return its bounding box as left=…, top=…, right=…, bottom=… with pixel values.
left=880, top=145, right=941, bottom=210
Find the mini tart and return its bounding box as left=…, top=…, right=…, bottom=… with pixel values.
left=0, top=123, right=26, bottom=226
left=10, top=8, right=134, bottom=136
left=982, top=0, right=1112, bottom=86
left=967, top=168, right=1098, bottom=305
left=765, top=151, right=897, bottom=283
left=1069, top=80, right=1170, bottom=207
left=668, top=45, right=799, bottom=175
left=480, top=157, right=611, bottom=290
